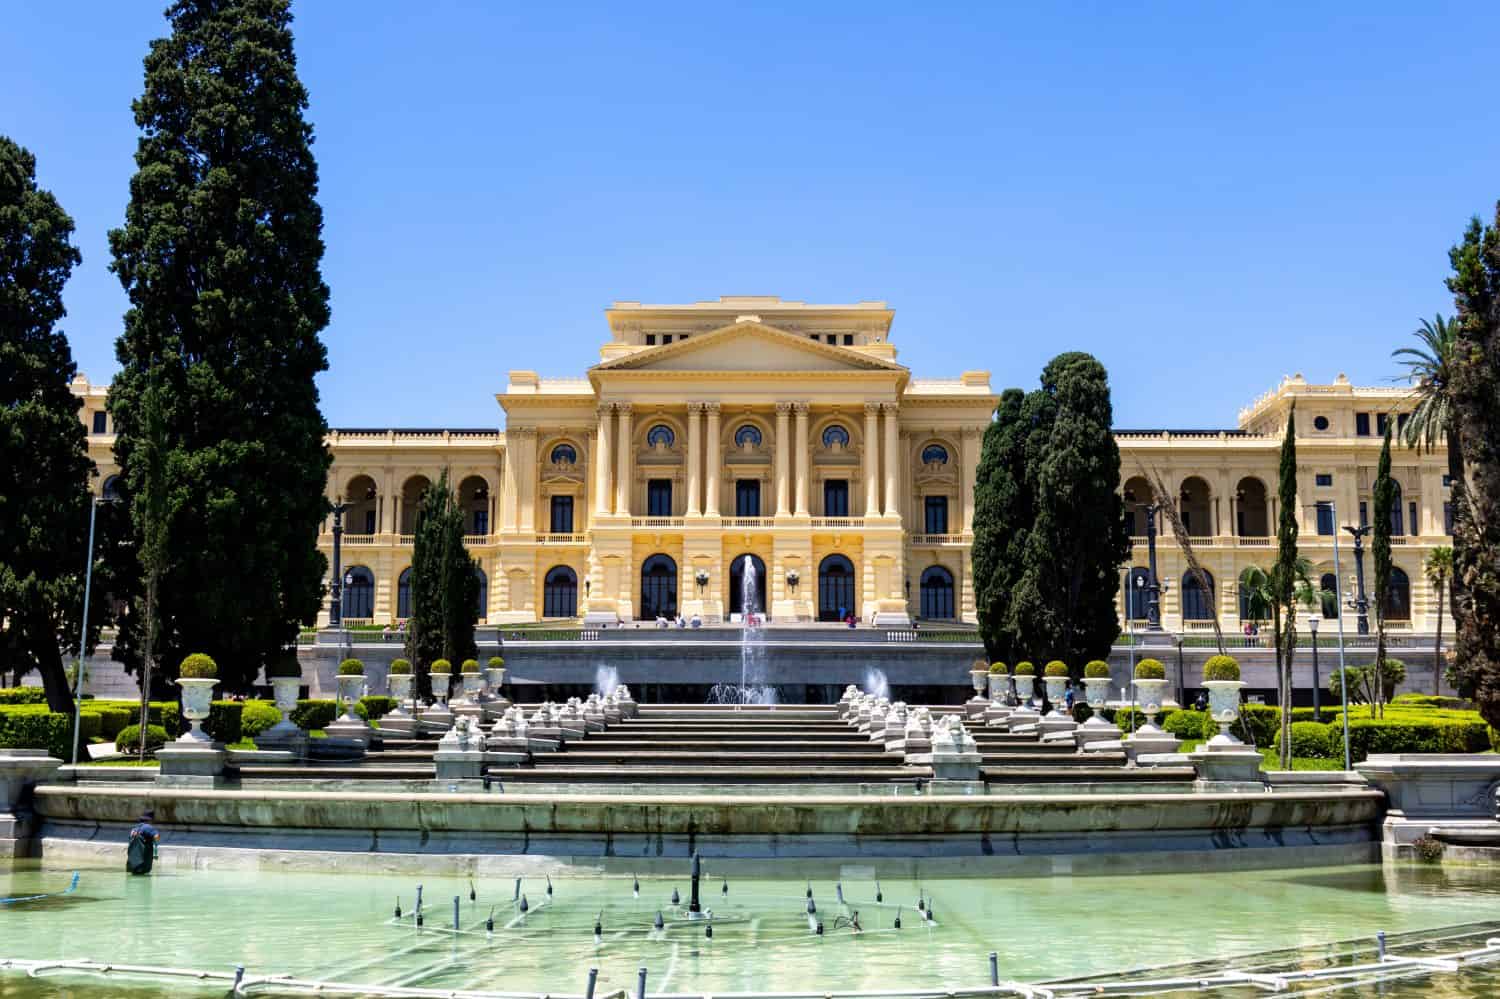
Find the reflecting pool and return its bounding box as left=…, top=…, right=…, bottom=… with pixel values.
left=2, top=861, right=1498, bottom=997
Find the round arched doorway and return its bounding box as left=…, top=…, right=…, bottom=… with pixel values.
left=729, top=554, right=767, bottom=618
left=639, top=554, right=678, bottom=620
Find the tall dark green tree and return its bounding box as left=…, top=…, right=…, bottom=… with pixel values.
left=1009, top=353, right=1130, bottom=666
left=1371, top=424, right=1394, bottom=719
left=1445, top=206, right=1500, bottom=728
left=405, top=471, right=479, bottom=701
left=0, top=136, right=119, bottom=719
left=1272, top=407, right=1300, bottom=764
left=971, top=388, right=1028, bottom=661
left=107, top=0, right=332, bottom=694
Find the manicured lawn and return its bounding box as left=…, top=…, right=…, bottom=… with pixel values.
left=1175, top=738, right=1345, bottom=772
left=78, top=759, right=157, bottom=767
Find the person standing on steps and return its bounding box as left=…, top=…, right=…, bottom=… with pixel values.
left=126, top=810, right=159, bottom=875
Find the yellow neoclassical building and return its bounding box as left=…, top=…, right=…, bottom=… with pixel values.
left=72, top=298, right=1453, bottom=634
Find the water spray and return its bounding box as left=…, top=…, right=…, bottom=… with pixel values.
left=594, top=912, right=603, bottom=946
left=721, top=877, right=728, bottom=896
left=486, top=907, right=495, bottom=933
left=875, top=880, right=883, bottom=903
left=653, top=910, right=664, bottom=931
left=894, top=907, right=902, bottom=929
left=394, top=897, right=402, bottom=919
left=469, top=880, right=476, bottom=902
left=546, top=875, right=554, bottom=898
left=519, top=894, right=529, bottom=914
left=671, top=888, right=680, bottom=906
left=835, top=882, right=844, bottom=905
left=452, top=895, right=460, bottom=930
left=633, top=875, right=640, bottom=898
left=806, top=895, right=816, bottom=915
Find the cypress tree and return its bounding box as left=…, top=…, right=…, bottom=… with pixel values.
left=971, top=388, right=1028, bottom=661
left=1272, top=407, right=1299, bottom=764
left=1009, top=353, right=1130, bottom=665
left=1445, top=206, right=1500, bottom=728
left=107, top=0, right=332, bottom=694
left=1372, top=423, right=1394, bottom=719
left=0, top=136, right=120, bottom=718
left=405, top=472, right=479, bottom=701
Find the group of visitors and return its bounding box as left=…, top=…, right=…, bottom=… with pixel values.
left=654, top=614, right=704, bottom=629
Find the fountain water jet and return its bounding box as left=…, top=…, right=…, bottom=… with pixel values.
left=707, top=557, right=777, bottom=706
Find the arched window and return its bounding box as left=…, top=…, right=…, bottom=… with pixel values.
left=1384, top=567, right=1411, bottom=621
left=1389, top=481, right=1405, bottom=536
left=919, top=565, right=955, bottom=620
left=397, top=568, right=412, bottom=618
left=342, top=566, right=374, bottom=619
left=818, top=554, right=856, bottom=621
left=639, top=554, right=678, bottom=620
left=543, top=566, right=578, bottom=618
left=822, top=425, right=850, bottom=448
left=1320, top=572, right=1339, bottom=619
left=647, top=424, right=675, bottom=448
left=730, top=554, right=767, bottom=617
left=550, top=443, right=577, bottom=464
left=101, top=475, right=122, bottom=501
left=474, top=566, right=488, bottom=619
left=1181, top=569, right=1215, bottom=621
left=734, top=424, right=762, bottom=448
left=922, top=444, right=949, bottom=465
left=1125, top=567, right=1151, bottom=619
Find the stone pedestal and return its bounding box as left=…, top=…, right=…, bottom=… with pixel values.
left=1188, top=742, right=1265, bottom=785
left=0, top=751, right=62, bottom=858
left=433, top=717, right=487, bottom=781
left=1357, top=755, right=1500, bottom=857
left=156, top=743, right=230, bottom=787
left=256, top=676, right=309, bottom=758
left=928, top=718, right=982, bottom=781
left=1038, top=676, right=1077, bottom=737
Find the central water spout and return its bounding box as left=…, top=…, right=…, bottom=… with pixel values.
left=689, top=852, right=702, bottom=914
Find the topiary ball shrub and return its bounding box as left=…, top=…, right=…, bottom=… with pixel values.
left=1135, top=658, right=1165, bottom=680
left=988, top=662, right=1007, bottom=674
left=488, top=656, right=504, bottom=669
left=431, top=659, right=452, bottom=674
left=1044, top=661, right=1068, bottom=677
left=357, top=696, right=399, bottom=720
left=1013, top=662, right=1036, bottom=676
left=389, top=659, right=413, bottom=675
left=338, top=658, right=365, bottom=676
left=1203, top=654, right=1241, bottom=682
left=1276, top=720, right=1337, bottom=759
left=266, top=655, right=301, bottom=679
left=290, top=699, right=338, bottom=731
left=239, top=700, right=282, bottom=739
left=117, top=723, right=168, bottom=758
left=1164, top=709, right=1212, bottom=740
left=1084, top=660, right=1110, bottom=679
left=178, top=653, right=218, bottom=679
left=461, top=659, right=480, bottom=674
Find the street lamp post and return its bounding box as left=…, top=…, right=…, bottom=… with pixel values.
left=1332, top=505, right=1352, bottom=770
left=329, top=498, right=349, bottom=627
left=70, top=496, right=106, bottom=767
left=1308, top=614, right=1321, bottom=718
left=1144, top=502, right=1163, bottom=631
left=1343, top=524, right=1371, bottom=636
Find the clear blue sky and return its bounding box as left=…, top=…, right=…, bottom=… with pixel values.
left=6, top=2, right=1499, bottom=429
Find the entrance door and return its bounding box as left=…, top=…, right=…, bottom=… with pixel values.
left=818, top=554, right=856, bottom=621
left=639, top=554, right=678, bottom=619
left=728, top=554, right=767, bottom=617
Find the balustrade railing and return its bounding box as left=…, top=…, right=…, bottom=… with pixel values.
left=536, top=533, right=588, bottom=545
left=909, top=533, right=965, bottom=545
left=631, top=517, right=685, bottom=528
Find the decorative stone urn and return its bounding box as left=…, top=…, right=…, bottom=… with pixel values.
left=461, top=671, right=484, bottom=702
left=987, top=672, right=1009, bottom=703
left=387, top=671, right=414, bottom=707
left=1134, top=679, right=1168, bottom=732
left=430, top=672, right=453, bottom=708
left=485, top=665, right=506, bottom=695
left=256, top=675, right=307, bottom=749
left=1042, top=676, right=1068, bottom=717
left=1012, top=674, right=1034, bottom=706
left=1082, top=677, right=1111, bottom=716
left=970, top=669, right=989, bottom=696
left=1204, top=680, right=1246, bottom=745
left=335, top=672, right=366, bottom=722
left=175, top=677, right=219, bottom=743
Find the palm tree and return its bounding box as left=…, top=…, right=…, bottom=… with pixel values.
left=1425, top=546, right=1454, bottom=694
left=1392, top=314, right=1462, bottom=480
left=1238, top=558, right=1318, bottom=765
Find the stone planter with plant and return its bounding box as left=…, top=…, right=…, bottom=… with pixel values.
left=1133, top=658, right=1169, bottom=730
left=1202, top=654, right=1245, bottom=745
left=1042, top=660, right=1070, bottom=713
left=1011, top=662, right=1036, bottom=705
left=429, top=659, right=453, bottom=708
left=986, top=662, right=1009, bottom=703
left=486, top=656, right=506, bottom=692
left=334, top=658, right=367, bottom=722
left=259, top=657, right=305, bottom=748
left=175, top=653, right=220, bottom=743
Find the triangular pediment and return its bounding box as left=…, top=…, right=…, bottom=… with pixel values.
left=593, top=320, right=906, bottom=374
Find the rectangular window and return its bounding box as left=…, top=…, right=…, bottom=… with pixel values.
left=823, top=479, right=849, bottom=517
left=842, top=334, right=853, bottom=345
left=1397, top=412, right=1409, bottom=434
left=1445, top=502, right=1455, bottom=535
left=550, top=495, right=573, bottom=533
left=1359, top=501, right=1368, bottom=528
left=808, top=334, right=818, bottom=340
left=925, top=496, right=949, bottom=534
left=661, top=334, right=672, bottom=345
left=1376, top=412, right=1389, bottom=435
left=1443, top=474, right=1453, bottom=487
left=1315, top=501, right=1334, bottom=536
left=472, top=509, right=488, bottom=536
left=91, top=411, right=107, bottom=434
left=1408, top=501, right=1418, bottom=538
left=647, top=479, right=672, bottom=516
left=645, top=334, right=656, bottom=345
left=825, top=334, right=837, bottom=345
left=1355, top=413, right=1371, bottom=436
left=735, top=480, right=760, bottom=517
left=1315, top=473, right=1333, bottom=487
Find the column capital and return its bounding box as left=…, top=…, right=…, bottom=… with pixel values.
left=881, top=401, right=900, bottom=413
left=864, top=401, right=883, bottom=414
left=793, top=401, right=809, bottom=414
left=775, top=401, right=795, bottom=414
left=508, top=426, right=537, bottom=438
left=686, top=401, right=703, bottom=413
left=614, top=401, right=633, bottom=414
left=703, top=401, right=721, bottom=414
left=597, top=402, right=614, bottom=416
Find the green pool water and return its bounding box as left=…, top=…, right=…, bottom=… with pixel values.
left=2, top=861, right=1498, bottom=997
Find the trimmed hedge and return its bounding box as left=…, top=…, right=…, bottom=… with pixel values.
left=290, top=699, right=339, bottom=732
left=240, top=700, right=282, bottom=738
left=90, top=706, right=133, bottom=741
left=203, top=701, right=243, bottom=744
left=1276, top=721, right=1338, bottom=759
left=117, top=724, right=168, bottom=758
left=1203, top=654, right=1240, bottom=682
left=1164, top=709, right=1212, bottom=740
left=0, top=687, right=49, bottom=705
left=1392, top=694, right=1470, bottom=710
left=1344, top=718, right=1489, bottom=762
left=0, top=706, right=101, bottom=759
left=358, top=696, right=398, bottom=720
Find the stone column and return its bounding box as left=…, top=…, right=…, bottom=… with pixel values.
left=863, top=403, right=881, bottom=518
left=883, top=403, right=900, bottom=519
left=685, top=403, right=702, bottom=517
left=615, top=404, right=633, bottom=517
left=704, top=403, right=722, bottom=517
left=960, top=428, right=979, bottom=533
left=774, top=402, right=792, bottom=517
left=793, top=402, right=810, bottom=516
left=501, top=439, right=520, bottom=530
left=594, top=404, right=612, bottom=517
left=513, top=428, right=537, bottom=532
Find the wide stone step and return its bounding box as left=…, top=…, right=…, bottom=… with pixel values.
left=981, top=766, right=1196, bottom=782
left=555, top=740, right=893, bottom=754
left=979, top=752, right=1127, bottom=767
left=538, top=751, right=904, bottom=767
left=489, top=766, right=924, bottom=783
left=591, top=727, right=860, bottom=740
